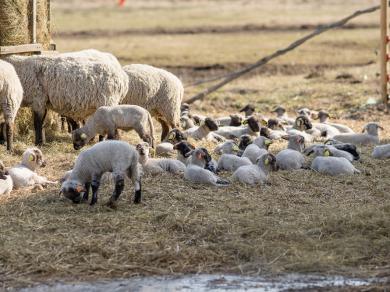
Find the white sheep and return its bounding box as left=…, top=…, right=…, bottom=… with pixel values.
left=242, top=136, right=272, bottom=164
left=217, top=154, right=252, bottom=172
left=332, top=123, right=383, bottom=146
left=8, top=147, right=57, bottom=189
left=214, top=116, right=260, bottom=139
left=315, top=110, right=354, bottom=133
left=122, top=64, right=184, bottom=141
left=232, top=153, right=278, bottom=185
left=155, top=128, right=187, bottom=156
left=136, top=142, right=186, bottom=175
left=213, top=140, right=239, bottom=155
left=0, top=60, right=23, bottom=151
left=184, top=148, right=229, bottom=186
left=372, top=144, right=390, bottom=159
left=6, top=50, right=129, bottom=145
left=72, top=105, right=155, bottom=150
left=311, top=155, right=360, bottom=176
left=276, top=135, right=306, bottom=170
left=180, top=115, right=195, bottom=130
left=173, top=141, right=195, bottom=165
left=304, top=144, right=354, bottom=162
left=184, top=118, right=219, bottom=141
left=287, top=116, right=314, bottom=143
left=0, top=161, right=13, bottom=195
left=215, top=114, right=243, bottom=127
left=60, top=140, right=141, bottom=207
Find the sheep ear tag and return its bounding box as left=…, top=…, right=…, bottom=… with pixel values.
left=80, top=133, right=87, bottom=140
left=323, top=150, right=330, bottom=157
left=265, top=139, right=272, bottom=146
left=264, top=158, right=269, bottom=165
left=261, top=119, right=268, bottom=126
left=233, top=145, right=240, bottom=151
left=29, top=154, right=35, bottom=161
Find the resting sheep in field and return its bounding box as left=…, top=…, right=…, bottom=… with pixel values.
left=242, top=136, right=272, bottom=164
left=136, top=142, right=186, bottom=175
left=5, top=50, right=129, bottom=145
left=184, top=148, right=229, bottom=186
left=311, top=148, right=360, bottom=176
left=184, top=117, right=219, bottom=141
left=0, top=161, right=13, bottom=195
left=60, top=140, right=141, bottom=207
left=173, top=141, right=195, bottom=165
left=304, top=144, right=354, bottom=162
left=272, top=106, right=295, bottom=125
left=215, top=114, right=243, bottom=127
left=0, top=60, right=23, bottom=151
left=332, top=123, right=383, bottom=146
left=156, top=128, right=187, bottom=156
left=8, top=147, right=57, bottom=189
left=217, top=154, right=252, bottom=172
left=214, top=140, right=239, bottom=155
left=315, top=110, right=354, bottom=134
left=214, top=116, right=260, bottom=139
left=287, top=116, right=314, bottom=143
left=121, top=64, right=184, bottom=141
left=232, top=153, right=278, bottom=185
left=372, top=144, right=390, bottom=159
left=72, top=105, right=155, bottom=150
left=276, top=135, right=306, bottom=170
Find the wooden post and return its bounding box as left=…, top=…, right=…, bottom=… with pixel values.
left=380, top=0, right=388, bottom=107
left=32, top=0, right=37, bottom=44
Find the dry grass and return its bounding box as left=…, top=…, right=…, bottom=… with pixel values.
left=1, top=0, right=390, bottom=288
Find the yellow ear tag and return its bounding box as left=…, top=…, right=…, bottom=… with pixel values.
left=265, top=139, right=272, bottom=146
left=264, top=158, right=269, bottom=165
left=80, top=133, right=87, bottom=140
left=261, top=119, right=268, bottom=126
left=29, top=154, right=34, bottom=161
left=323, top=150, right=330, bottom=157
left=233, top=145, right=239, bottom=151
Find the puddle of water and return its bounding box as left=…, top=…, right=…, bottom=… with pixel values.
left=18, top=273, right=380, bottom=292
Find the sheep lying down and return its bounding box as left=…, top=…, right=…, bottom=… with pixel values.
left=372, top=144, right=390, bottom=159
left=61, top=140, right=141, bottom=208
left=0, top=161, right=13, bottom=195
left=311, top=148, right=360, bottom=176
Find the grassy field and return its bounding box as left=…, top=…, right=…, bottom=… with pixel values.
left=1, top=0, right=390, bottom=289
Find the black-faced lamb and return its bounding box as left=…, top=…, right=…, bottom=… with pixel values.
left=0, top=60, right=23, bottom=151
left=121, top=64, right=184, bottom=141
left=173, top=141, right=195, bottom=165
left=72, top=105, right=155, bottom=150
left=214, top=116, right=260, bottom=139
left=60, top=140, right=141, bottom=207
left=156, top=128, right=187, bottom=156
left=232, top=153, right=278, bottom=185
left=136, top=142, right=186, bottom=175
left=184, top=117, right=219, bottom=141
left=215, top=114, right=243, bottom=127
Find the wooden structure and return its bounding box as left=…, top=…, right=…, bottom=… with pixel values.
left=380, top=0, right=389, bottom=106
left=0, top=0, right=55, bottom=56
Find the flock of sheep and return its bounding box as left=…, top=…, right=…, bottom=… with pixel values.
left=0, top=49, right=389, bottom=208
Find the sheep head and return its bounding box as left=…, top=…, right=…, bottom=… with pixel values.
left=239, top=104, right=256, bottom=117
left=229, top=114, right=243, bottom=126
left=60, top=179, right=86, bottom=204
left=294, top=116, right=312, bottom=131
left=72, top=129, right=90, bottom=150
left=22, top=147, right=46, bottom=171
left=272, top=106, right=286, bottom=116
left=203, top=118, right=219, bottom=131
left=257, top=153, right=278, bottom=172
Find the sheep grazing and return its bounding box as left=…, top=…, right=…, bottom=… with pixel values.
left=215, top=114, right=243, bottom=127
left=173, top=141, right=195, bottom=165
left=0, top=161, right=13, bottom=195
left=0, top=60, right=23, bottom=151
left=6, top=50, right=129, bottom=146
left=332, top=122, right=383, bottom=146
left=232, top=153, right=278, bottom=185
left=184, top=117, right=219, bottom=140
left=239, top=104, right=256, bottom=117
left=276, top=135, right=306, bottom=170
left=136, top=142, right=186, bottom=175
left=61, top=140, right=141, bottom=207
left=217, top=154, right=252, bottom=172
left=311, top=148, right=360, bottom=176
left=121, top=64, right=184, bottom=141
left=184, top=148, right=229, bottom=186
left=242, top=136, right=272, bottom=164
left=316, top=110, right=354, bottom=133
left=8, top=147, right=57, bottom=189
left=372, top=144, right=390, bottom=159
left=214, top=116, right=260, bottom=139
left=213, top=140, right=239, bottom=155
left=72, top=105, right=155, bottom=150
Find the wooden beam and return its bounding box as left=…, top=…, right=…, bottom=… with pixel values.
left=0, top=44, right=43, bottom=55
left=380, top=0, right=388, bottom=106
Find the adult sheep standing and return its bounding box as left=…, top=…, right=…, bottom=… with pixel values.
left=5, top=50, right=129, bottom=145
left=0, top=60, right=23, bottom=151
left=121, top=64, right=184, bottom=141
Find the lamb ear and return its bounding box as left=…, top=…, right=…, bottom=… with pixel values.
left=378, top=125, right=384, bottom=130
left=281, top=135, right=290, bottom=141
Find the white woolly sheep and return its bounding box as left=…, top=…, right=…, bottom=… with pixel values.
left=217, top=154, right=252, bottom=172
left=215, top=114, right=243, bottom=127
left=0, top=161, right=13, bottom=195
left=60, top=140, right=141, bottom=207
left=304, top=144, right=354, bottom=162
left=213, top=140, right=239, bottom=155
left=155, top=128, right=187, bottom=156
left=184, top=117, right=219, bottom=140
left=136, top=142, right=186, bottom=175
left=276, top=135, right=306, bottom=170
left=232, top=153, right=278, bottom=185
left=0, top=60, right=23, bottom=151
left=214, top=116, right=260, bottom=139
left=311, top=155, right=360, bottom=176
left=8, top=147, right=57, bottom=189
left=372, top=144, right=390, bottom=159
left=332, top=122, right=383, bottom=146
left=6, top=50, right=129, bottom=145
left=287, top=116, right=314, bottom=143
left=316, top=110, right=354, bottom=133
left=242, top=136, right=272, bottom=164
left=72, top=105, right=155, bottom=150
left=121, top=64, right=184, bottom=141
left=184, top=148, right=229, bottom=186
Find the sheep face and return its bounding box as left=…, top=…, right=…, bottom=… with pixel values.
left=229, top=114, right=242, bottom=126
left=136, top=142, right=150, bottom=157
left=239, top=104, right=256, bottom=117
left=257, top=153, right=278, bottom=171
left=204, top=118, right=219, bottom=131
left=267, top=118, right=285, bottom=130
left=61, top=180, right=86, bottom=203
left=72, top=129, right=90, bottom=150
left=166, top=128, right=186, bottom=143
left=363, top=123, right=384, bottom=135
left=22, top=148, right=46, bottom=169
left=239, top=134, right=253, bottom=150
left=243, top=117, right=260, bottom=133
left=316, top=110, right=330, bottom=122
left=173, top=141, right=195, bottom=158
left=296, top=108, right=311, bottom=118
left=294, top=116, right=312, bottom=131
left=181, top=103, right=190, bottom=112
left=272, top=106, right=286, bottom=116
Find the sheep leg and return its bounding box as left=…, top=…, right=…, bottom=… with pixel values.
left=158, top=118, right=170, bottom=142
left=82, top=182, right=91, bottom=202
left=5, top=121, right=14, bottom=152
left=90, top=177, right=101, bottom=206
left=33, top=110, right=47, bottom=145
left=106, top=174, right=125, bottom=208
left=133, top=178, right=142, bottom=204
left=0, top=123, right=5, bottom=145
left=66, top=117, right=79, bottom=133
left=98, top=135, right=104, bottom=142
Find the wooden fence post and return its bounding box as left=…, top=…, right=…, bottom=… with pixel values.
left=380, top=0, right=388, bottom=107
